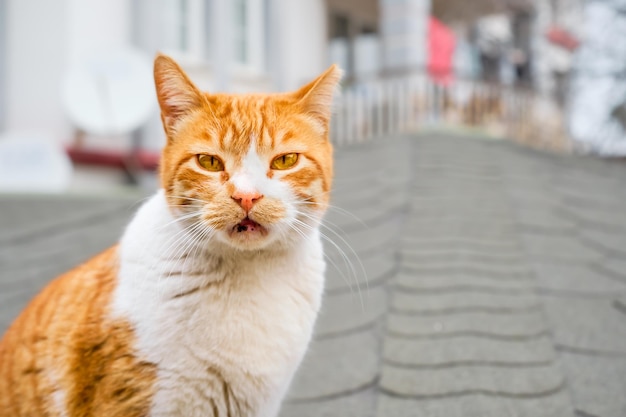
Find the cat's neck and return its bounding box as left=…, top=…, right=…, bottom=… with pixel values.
left=118, top=191, right=320, bottom=293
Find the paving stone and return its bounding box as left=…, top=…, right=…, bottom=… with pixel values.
left=408, top=204, right=511, bottom=218
left=406, top=223, right=518, bottom=241
left=391, top=291, right=540, bottom=314
left=331, top=179, right=408, bottom=212
left=386, top=310, right=548, bottom=339
left=401, top=246, right=524, bottom=263
left=409, top=197, right=512, bottom=215
left=394, top=272, right=532, bottom=293
left=518, top=234, right=602, bottom=264
left=505, top=189, right=562, bottom=212
left=281, top=388, right=376, bottom=417
left=541, top=297, right=626, bottom=354
left=325, top=246, right=396, bottom=294
left=407, top=216, right=516, bottom=231
left=324, top=194, right=405, bottom=232
left=323, top=214, right=400, bottom=258
left=512, top=208, right=576, bottom=235
left=287, top=329, right=380, bottom=402
left=315, top=286, right=387, bottom=339
left=377, top=392, right=575, bottom=417
left=592, top=257, right=626, bottom=283
left=552, top=182, right=626, bottom=208
left=558, top=205, right=626, bottom=234
left=411, top=185, right=507, bottom=200
left=530, top=262, right=626, bottom=296
left=400, top=236, right=520, bottom=254
left=400, top=262, right=533, bottom=281
left=383, top=334, right=555, bottom=365
left=0, top=215, right=128, bottom=270
left=560, top=193, right=626, bottom=215
left=549, top=175, right=624, bottom=201
left=380, top=364, right=564, bottom=398
left=0, top=195, right=138, bottom=242
left=413, top=165, right=501, bottom=180
left=558, top=354, right=626, bottom=417
left=578, top=228, right=626, bottom=257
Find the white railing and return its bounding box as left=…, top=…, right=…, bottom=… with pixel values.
left=330, top=74, right=572, bottom=153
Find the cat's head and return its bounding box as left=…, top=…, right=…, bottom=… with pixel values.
left=154, top=55, right=342, bottom=251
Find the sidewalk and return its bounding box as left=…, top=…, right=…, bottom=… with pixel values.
left=284, top=133, right=626, bottom=417
left=1, top=132, right=625, bottom=417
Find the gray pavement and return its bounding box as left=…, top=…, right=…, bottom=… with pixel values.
left=1, top=132, right=626, bottom=416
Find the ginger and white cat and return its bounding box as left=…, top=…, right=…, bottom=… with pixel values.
left=0, top=55, right=341, bottom=416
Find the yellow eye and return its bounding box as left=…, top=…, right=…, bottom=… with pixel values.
left=271, top=153, right=299, bottom=170
left=197, top=154, right=224, bottom=172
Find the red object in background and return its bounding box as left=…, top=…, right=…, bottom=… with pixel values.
left=428, top=17, right=456, bottom=85
left=546, top=26, right=580, bottom=51
left=66, top=146, right=160, bottom=171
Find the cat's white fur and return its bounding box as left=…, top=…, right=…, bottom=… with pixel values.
left=110, top=143, right=326, bottom=416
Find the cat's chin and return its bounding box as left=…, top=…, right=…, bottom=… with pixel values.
left=223, top=217, right=272, bottom=250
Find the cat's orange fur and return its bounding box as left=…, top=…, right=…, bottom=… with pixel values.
left=0, top=55, right=341, bottom=416
left=0, top=247, right=157, bottom=416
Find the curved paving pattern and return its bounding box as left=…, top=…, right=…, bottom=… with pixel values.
left=1, top=133, right=626, bottom=416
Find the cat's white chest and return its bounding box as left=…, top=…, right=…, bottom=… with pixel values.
left=111, top=192, right=325, bottom=416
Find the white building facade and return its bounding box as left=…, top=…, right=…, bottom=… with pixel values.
left=0, top=0, right=436, bottom=187
left=0, top=0, right=329, bottom=152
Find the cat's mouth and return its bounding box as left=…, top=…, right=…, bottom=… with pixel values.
left=231, top=217, right=267, bottom=236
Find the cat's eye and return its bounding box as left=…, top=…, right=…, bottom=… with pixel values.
left=197, top=154, right=224, bottom=172
left=271, top=153, right=299, bottom=170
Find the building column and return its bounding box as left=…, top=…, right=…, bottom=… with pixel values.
left=5, top=0, right=70, bottom=140
left=210, top=0, right=234, bottom=91
left=266, top=0, right=327, bottom=91
left=379, top=0, right=431, bottom=75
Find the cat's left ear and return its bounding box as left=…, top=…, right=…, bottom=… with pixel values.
left=292, top=64, right=343, bottom=132
left=154, top=54, right=206, bottom=136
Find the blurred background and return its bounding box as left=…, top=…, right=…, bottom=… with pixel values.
left=2, top=2, right=626, bottom=417
left=1, top=0, right=625, bottom=193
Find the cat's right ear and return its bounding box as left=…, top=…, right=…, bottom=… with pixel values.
left=154, top=54, right=205, bottom=136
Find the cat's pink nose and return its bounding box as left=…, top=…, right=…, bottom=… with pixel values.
left=231, top=191, right=263, bottom=212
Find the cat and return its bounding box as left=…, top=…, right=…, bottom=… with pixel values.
left=0, top=54, right=342, bottom=417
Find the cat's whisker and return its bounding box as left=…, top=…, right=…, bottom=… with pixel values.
left=295, top=207, right=354, bottom=243
left=164, top=221, right=206, bottom=268
left=128, top=194, right=162, bottom=210
left=157, top=222, right=204, bottom=263
left=296, top=201, right=369, bottom=229
left=157, top=220, right=212, bottom=298
left=155, top=210, right=203, bottom=231
left=174, top=224, right=204, bottom=281
left=145, top=220, right=199, bottom=299
left=135, top=215, right=197, bottom=272
left=155, top=221, right=205, bottom=293
left=292, top=217, right=365, bottom=311
left=294, top=210, right=367, bottom=291
left=175, top=223, right=215, bottom=295
left=288, top=222, right=354, bottom=296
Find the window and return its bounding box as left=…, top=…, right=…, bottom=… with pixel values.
left=141, top=0, right=265, bottom=73
left=233, top=0, right=265, bottom=73
left=234, top=0, right=248, bottom=64
left=159, top=0, right=205, bottom=61
left=178, top=0, right=189, bottom=51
